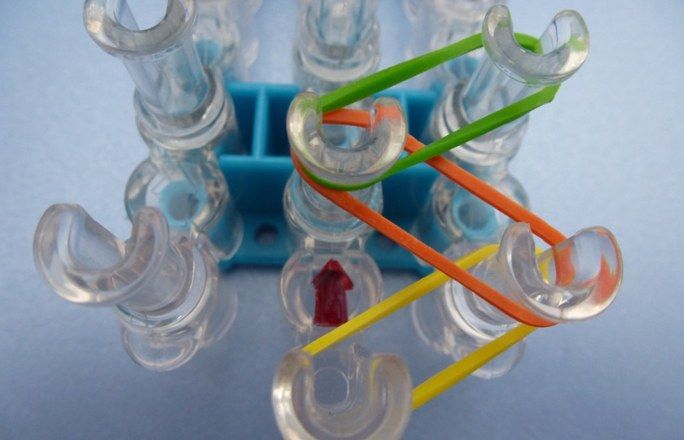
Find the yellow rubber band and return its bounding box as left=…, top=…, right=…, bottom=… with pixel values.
left=412, top=325, right=536, bottom=409
left=302, top=245, right=546, bottom=410
left=302, top=244, right=500, bottom=356
left=412, top=247, right=547, bottom=409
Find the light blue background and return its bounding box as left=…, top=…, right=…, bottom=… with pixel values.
left=1, top=1, right=683, bottom=439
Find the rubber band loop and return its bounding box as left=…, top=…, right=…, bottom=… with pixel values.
left=291, top=32, right=577, bottom=408
left=322, top=108, right=566, bottom=246
left=413, top=245, right=549, bottom=409
left=304, top=33, right=557, bottom=191
left=319, top=33, right=541, bottom=113
left=298, top=109, right=568, bottom=325
left=302, top=246, right=544, bottom=409
left=292, top=152, right=555, bottom=328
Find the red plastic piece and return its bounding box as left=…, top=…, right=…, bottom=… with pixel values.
left=312, top=259, right=354, bottom=327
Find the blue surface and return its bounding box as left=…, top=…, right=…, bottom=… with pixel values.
left=1, top=1, right=684, bottom=439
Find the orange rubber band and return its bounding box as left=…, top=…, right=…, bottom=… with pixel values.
left=403, top=135, right=566, bottom=246
left=323, top=108, right=371, bottom=127
left=323, top=108, right=566, bottom=246
left=290, top=108, right=571, bottom=327
left=292, top=154, right=554, bottom=327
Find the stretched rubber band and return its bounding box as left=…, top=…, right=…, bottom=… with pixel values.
left=293, top=112, right=568, bottom=326
left=319, top=33, right=540, bottom=112
left=292, top=152, right=554, bottom=327
left=292, top=32, right=576, bottom=408
left=403, top=135, right=566, bottom=245
left=302, top=245, right=544, bottom=408
left=302, top=244, right=500, bottom=356
left=412, top=325, right=535, bottom=409
left=306, top=33, right=558, bottom=191
left=323, top=108, right=566, bottom=246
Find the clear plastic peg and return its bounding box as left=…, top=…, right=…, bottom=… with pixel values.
left=416, top=6, right=590, bottom=254
left=428, top=5, right=590, bottom=155
left=84, top=0, right=243, bottom=259
left=279, top=169, right=384, bottom=340
left=280, top=93, right=407, bottom=339
left=194, top=0, right=262, bottom=80
left=272, top=341, right=412, bottom=439
left=33, top=204, right=237, bottom=371
left=293, top=0, right=380, bottom=93
left=273, top=271, right=412, bottom=439
left=405, top=0, right=503, bottom=86
left=412, top=222, right=622, bottom=378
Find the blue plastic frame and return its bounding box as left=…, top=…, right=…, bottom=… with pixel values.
left=218, top=82, right=439, bottom=273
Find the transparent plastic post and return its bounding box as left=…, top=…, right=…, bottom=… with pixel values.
left=33, top=204, right=237, bottom=371
left=272, top=327, right=412, bottom=440
left=405, top=0, right=502, bottom=86
left=293, top=0, right=380, bottom=93
left=428, top=5, right=590, bottom=158
left=194, top=0, right=261, bottom=80
left=280, top=92, right=406, bottom=338
left=288, top=92, right=406, bottom=186
left=279, top=220, right=383, bottom=339
left=280, top=171, right=384, bottom=338
left=416, top=6, right=590, bottom=254
left=84, top=0, right=244, bottom=259
left=412, top=223, right=622, bottom=378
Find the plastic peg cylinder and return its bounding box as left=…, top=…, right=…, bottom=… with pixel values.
left=33, top=204, right=237, bottom=371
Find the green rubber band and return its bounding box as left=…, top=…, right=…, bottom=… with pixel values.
left=319, top=32, right=540, bottom=113
left=306, top=32, right=558, bottom=192
left=310, top=84, right=559, bottom=191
